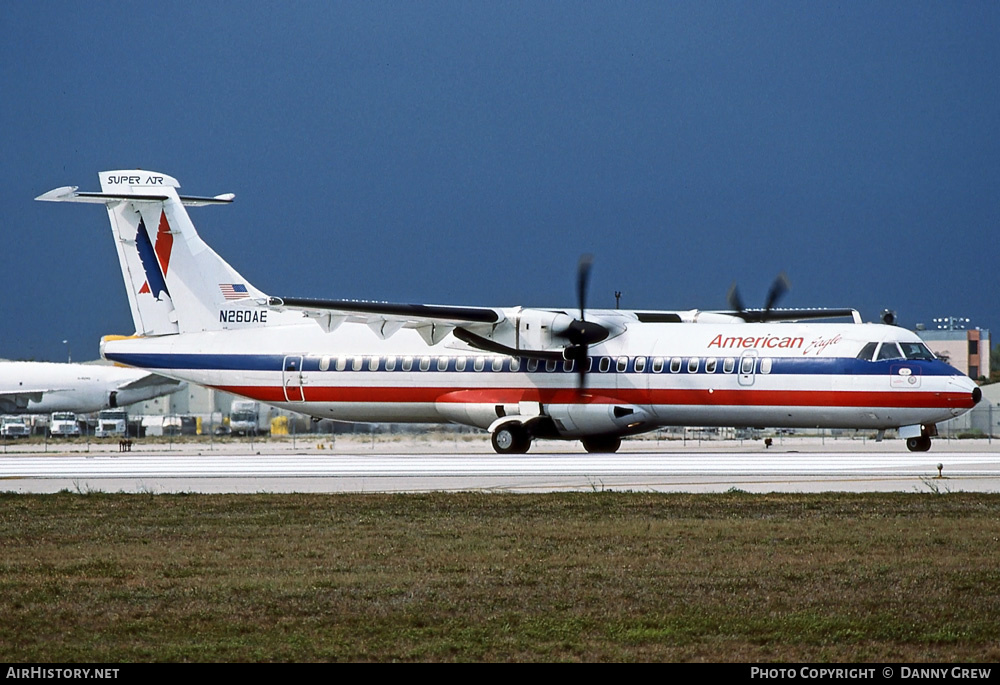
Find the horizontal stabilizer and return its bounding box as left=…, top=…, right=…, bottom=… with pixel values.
left=36, top=186, right=234, bottom=206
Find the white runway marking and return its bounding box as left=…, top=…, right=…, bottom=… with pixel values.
left=3, top=449, right=1000, bottom=493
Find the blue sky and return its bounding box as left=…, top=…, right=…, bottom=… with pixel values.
left=2, top=1, right=998, bottom=361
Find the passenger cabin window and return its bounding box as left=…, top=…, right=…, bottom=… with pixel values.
left=492, top=357, right=504, bottom=372
left=419, top=357, right=431, bottom=371
left=634, top=357, right=646, bottom=373
left=876, top=343, right=904, bottom=361
left=669, top=357, right=682, bottom=373
left=599, top=357, right=611, bottom=373
left=547, top=359, right=558, bottom=372
left=688, top=358, right=699, bottom=373
left=455, top=356, right=467, bottom=371
left=760, top=358, right=772, bottom=374
left=368, top=356, right=379, bottom=371
left=857, top=342, right=878, bottom=361
left=437, top=357, right=449, bottom=371
left=740, top=356, right=755, bottom=374
left=319, top=356, right=330, bottom=372
left=474, top=357, right=485, bottom=372
left=402, top=356, right=413, bottom=372
left=385, top=356, right=396, bottom=371
left=705, top=358, right=718, bottom=373
left=564, top=359, right=575, bottom=373
left=509, top=358, right=520, bottom=372
left=351, top=357, right=363, bottom=372
left=652, top=357, right=664, bottom=373
left=723, top=358, right=736, bottom=373
left=336, top=357, right=347, bottom=371
left=616, top=357, right=628, bottom=372
left=527, top=359, right=538, bottom=372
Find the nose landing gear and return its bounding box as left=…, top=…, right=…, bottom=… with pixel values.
left=906, top=436, right=932, bottom=452
left=904, top=424, right=937, bottom=452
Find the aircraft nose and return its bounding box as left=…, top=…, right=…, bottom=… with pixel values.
left=950, top=376, right=982, bottom=409
left=941, top=374, right=982, bottom=414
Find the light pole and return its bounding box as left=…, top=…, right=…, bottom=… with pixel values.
left=62, top=339, right=71, bottom=363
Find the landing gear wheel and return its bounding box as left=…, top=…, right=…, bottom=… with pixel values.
left=906, top=436, right=932, bottom=452
left=581, top=436, right=622, bottom=454
left=491, top=423, right=531, bottom=454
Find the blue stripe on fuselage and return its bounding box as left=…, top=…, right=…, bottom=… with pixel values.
left=103, top=351, right=965, bottom=377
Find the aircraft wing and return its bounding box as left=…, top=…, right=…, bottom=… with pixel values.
left=0, top=388, right=52, bottom=412
left=633, top=308, right=862, bottom=324
left=268, top=296, right=502, bottom=345
left=716, top=308, right=862, bottom=323
left=116, top=373, right=186, bottom=391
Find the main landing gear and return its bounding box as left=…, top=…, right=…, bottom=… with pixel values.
left=581, top=436, right=622, bottom=453
left=491, top=423, right=531, bottom=454
left=489, top=424, right=623, bottom=455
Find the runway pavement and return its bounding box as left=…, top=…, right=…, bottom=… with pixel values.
left=2, top=435, right=1000, bottom=493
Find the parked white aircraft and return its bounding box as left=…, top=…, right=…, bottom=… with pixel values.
left=38, top=171, right=981, bottom=453
left=0, top=360, right=186, bottom=415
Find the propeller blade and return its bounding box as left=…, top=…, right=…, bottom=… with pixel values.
left=574, top=254, right=596, bottom=392
left=577, top=254, right=593, bottom=320
left=564, top=344, right=589, bottom=390
left=727, top=283, right=745, bottom=312
left=764, top=273, right=791, bottom=312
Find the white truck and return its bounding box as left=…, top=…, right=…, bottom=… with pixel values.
left=95, top=409, right=128, bottom=438
left=1, top=415, right=30, bottom=439
left=49, top=412, right=82, bottom=438
left=229, top=400, right=262, bottom=436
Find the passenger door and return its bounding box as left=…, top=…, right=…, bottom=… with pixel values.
left=282, top=355, right=306, bottom=402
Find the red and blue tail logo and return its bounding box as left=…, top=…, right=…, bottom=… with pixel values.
left=136, top=211, right=173, bottom=300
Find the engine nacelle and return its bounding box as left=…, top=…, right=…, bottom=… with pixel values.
left=459, top=307, right=625, bottom=357
left=545, top=401, right=651, bottom=438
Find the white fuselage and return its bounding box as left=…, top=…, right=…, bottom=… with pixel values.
left=101, top=316, right=981, bottom=438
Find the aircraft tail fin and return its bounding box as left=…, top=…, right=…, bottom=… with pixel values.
left=38, top=171, right=273, bottom=335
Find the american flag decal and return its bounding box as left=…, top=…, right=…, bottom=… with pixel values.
left=219, top=283, right=250, bottom=300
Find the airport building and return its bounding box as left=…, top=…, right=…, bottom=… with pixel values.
left=914, top=318, right=991, bottom=381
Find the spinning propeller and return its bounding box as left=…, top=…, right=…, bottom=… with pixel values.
left=556, top=254, right=609, bottom=389
left=727, top=273, right=791, bottom=322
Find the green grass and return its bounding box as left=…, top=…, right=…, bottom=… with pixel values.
left=1, top=492, right=998, bottom=662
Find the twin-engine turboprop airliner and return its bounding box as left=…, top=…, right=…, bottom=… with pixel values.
left=37, top=171, right=981, bottom=453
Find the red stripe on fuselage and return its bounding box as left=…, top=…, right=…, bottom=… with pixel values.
left=214, top=385, right=976, bottom=410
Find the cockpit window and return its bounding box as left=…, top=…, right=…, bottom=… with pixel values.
left=899, top=342, right=936, bottom=361
left=876, top=342, right=904, bottom=361
left=856, top=342, right=878, bottom=361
